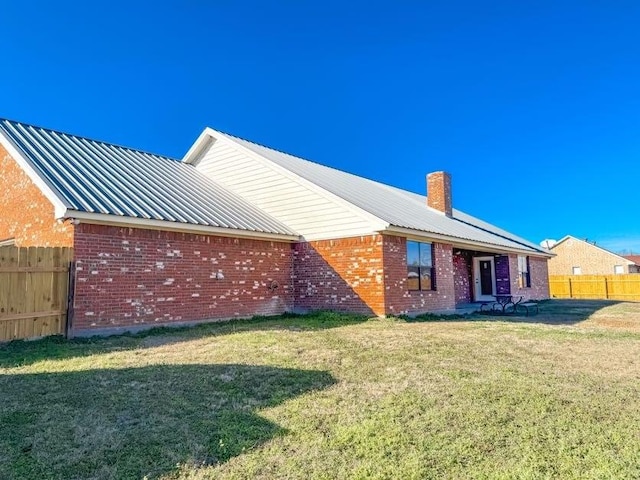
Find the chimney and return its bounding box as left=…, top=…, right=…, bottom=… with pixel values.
left=427, top=171, right=452, bottom=216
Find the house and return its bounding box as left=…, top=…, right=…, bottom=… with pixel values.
left=0, top=118, right=551, bottom=336
left=547, top=235, right=640, bottom=275
left=623, top=255, right=640, bottom=270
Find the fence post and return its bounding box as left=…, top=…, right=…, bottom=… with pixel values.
left=65, top=260, right=76, bottom=338
left=568, top=277, right=572, bottom=298
left=604, top=277, right=608, bottom=299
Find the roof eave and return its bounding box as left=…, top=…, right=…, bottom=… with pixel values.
left=383, top=226, right=554, bottom=257
left=60, top=210, right=301, bottom=242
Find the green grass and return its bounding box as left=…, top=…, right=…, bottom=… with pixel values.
left=1, top=302, right=639, bottom=479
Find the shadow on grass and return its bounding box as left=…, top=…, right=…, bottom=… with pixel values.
left=0, top=363, right=335, bottom=479
left=0, top=310, right=369, bottom=369
left=404, top=299, right=623, bottom=327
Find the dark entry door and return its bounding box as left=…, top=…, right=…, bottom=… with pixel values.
left=479, top=260, right=493, bottom=295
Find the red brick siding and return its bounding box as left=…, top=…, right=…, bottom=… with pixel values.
left=509, top=255, right=550, bottom=301
left=427, top=171, right=452, bottom=216
left=383, top=235, right=456, bottom=315
left=0, top=145, right=74, bottom=247
left=72, top=223, right=293, bottom=333
left=293, top=235, right=385, bottom=315
left=453, top=251, right=473, bottom=303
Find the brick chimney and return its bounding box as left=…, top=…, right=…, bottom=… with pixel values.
left=427, top=171, right=452, bottom=216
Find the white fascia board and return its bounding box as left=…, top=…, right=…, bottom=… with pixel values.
left=64, top=210, right=301, bottom=242
left=0, top=130, right=70, bottom=218
left=182, top=128, right=215, bottom=165
left=383, top=226, right=554, bottom=258
left=188, top=128, right=389, bottom=231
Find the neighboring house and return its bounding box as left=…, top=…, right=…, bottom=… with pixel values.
left=547, top=235, right=640, bottom=275
left=0, top=118, right=551, bottom=336
left=623, top=255, right=640, bottom=272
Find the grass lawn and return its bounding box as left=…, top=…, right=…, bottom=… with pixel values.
left=1, top=299, right=639, bottom=479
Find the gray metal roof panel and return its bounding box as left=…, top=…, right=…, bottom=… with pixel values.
left=0, top=119, right=297, bottom=237
left=218, top=131, right=546, bottom=254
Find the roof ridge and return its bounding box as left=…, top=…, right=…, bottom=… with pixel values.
left=0, top=117, right=179, bottom=161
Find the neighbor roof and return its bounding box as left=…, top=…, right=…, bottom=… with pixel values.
left=188, top=129, right=549, bottom=255
left=623, top=255, right=640, bottom=265
left=0, top=119, right=297, bottom=239
left=551, top=235, right=635, bottom=264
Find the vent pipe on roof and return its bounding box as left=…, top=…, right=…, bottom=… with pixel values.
left=427, top=171, right=452, bottom=216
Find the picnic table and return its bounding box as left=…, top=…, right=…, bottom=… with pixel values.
left=481, top=294, right=523, bottom=314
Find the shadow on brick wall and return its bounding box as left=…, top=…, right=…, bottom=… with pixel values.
left=293, top=244, right=380, bottom=317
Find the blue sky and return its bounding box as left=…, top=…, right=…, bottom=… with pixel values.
left=2, top=1, right=639, bottom=253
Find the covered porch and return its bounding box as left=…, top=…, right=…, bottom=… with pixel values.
left=452, top=248, right=524, bottom=307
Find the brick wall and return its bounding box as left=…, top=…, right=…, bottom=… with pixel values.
left=453, top=251, right=472, bottom=303
left=383, top=235, right=456, bottom=315
left=495, top=255, right=511, bottom=294
left=427, top=171, right=452, bottom=216
left=293, top=235, right=385, bottom=315
left=71, top=223, right=294, bottom=334
left=548, top=238, right=633, bottom=274
left=509, top=255, right=550, bottom=300
left=0, top=145, right=74, bottom=247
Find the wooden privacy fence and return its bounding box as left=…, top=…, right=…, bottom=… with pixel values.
left=549, top=274, right=640, bottom=301
left=0, top=246, right=73, bottom=342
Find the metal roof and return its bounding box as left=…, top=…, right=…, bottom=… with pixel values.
left=0, top=119, right=297, bottom=237
left=213, top=130, right=548, bottom=254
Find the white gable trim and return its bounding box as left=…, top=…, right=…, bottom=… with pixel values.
left=183, top=128, right=389, bottom=231
left=66, top=210, right=301, bottom=242
left=182, top=129, right=214, bottom=165
left=0, top=130, right=69, bottom=218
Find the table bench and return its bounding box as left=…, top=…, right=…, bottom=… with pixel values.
left=516, top=302, right=539, bottom=316
left=479, top=295, right=523, bottom=315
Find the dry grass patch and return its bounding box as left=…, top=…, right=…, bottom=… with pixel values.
left=1, top=305, right=639, bottom=479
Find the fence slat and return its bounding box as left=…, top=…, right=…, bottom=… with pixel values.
left=550, top=274, right=640, bottom=301
left=0, top=246, right=72, bottom=342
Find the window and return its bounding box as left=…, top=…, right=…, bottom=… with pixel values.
left=614, top=265, right=624, bottom=274
left=517, top=255, right=531, bottom=288
left=407, top=241, right=435, bottom=291
left=572, top=266, right=582, bottom=275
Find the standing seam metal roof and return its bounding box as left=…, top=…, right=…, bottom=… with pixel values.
left=213, top=130, right=548, bottom=254
left=0, top=119, right=297, bottom=237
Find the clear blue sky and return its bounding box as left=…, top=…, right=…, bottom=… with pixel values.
left=2, top=1, right=639, bottom=253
